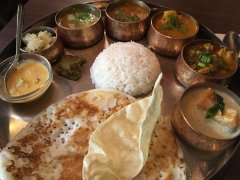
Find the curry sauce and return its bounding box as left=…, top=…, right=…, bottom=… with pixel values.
left=107, top=2, right=148, bottom=22
left=154, top=10, right=198, bottom=39
left=7, top=60, right=49, bottom=96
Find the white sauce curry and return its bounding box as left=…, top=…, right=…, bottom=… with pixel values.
left=181, top=87, right=240, bottom=139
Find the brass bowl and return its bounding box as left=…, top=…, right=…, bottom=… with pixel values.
left=105, top=0, right=150, bottom=41
left=55, top=4, right=104, bottom=48
left=147, top=11, right=199, bottom=57
left=172, top=83, right=240, bottom=152
left=21, top=26, right=63, bottom=64
left=175, top=39, right=238, bottom=88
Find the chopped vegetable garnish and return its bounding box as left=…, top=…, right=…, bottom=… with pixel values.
left=114, top=8, right=140, bottom=22
left=206, top=93, right=225, bottom=119
left=70, top=12, right=95, bottom=25
left=16, top=78, right=25, bottom=87
left=161, top=12, right=188, bottom=34
left=197, top=62, right=206, bottom=67
left=34, top=78, right=41, bottom=84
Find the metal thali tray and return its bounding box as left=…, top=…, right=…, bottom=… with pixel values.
left=0, top=1, right=239, bottom=179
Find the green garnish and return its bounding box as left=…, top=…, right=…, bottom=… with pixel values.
left=70, top=12, right=95, bottom=24
left=34, top=78, right=41, bottom=84
left=16, top=78, right=25, bottom=87
left=114, top=8, right=139, bottom=22
left=206, top=93, right=225, bottom=118
left=161, top=15, right=188, bottom=34
left=200, top=55, right=211, bottom=63
left=197, top=62, right=206, bottom=67
left=196, top=50, right=212, bottom=67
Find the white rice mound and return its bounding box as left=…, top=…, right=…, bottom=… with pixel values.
left=90, top=42, right=161, bottom=96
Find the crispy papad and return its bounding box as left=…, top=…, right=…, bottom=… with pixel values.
left=82, top=74, right=186, bottom=180
left=0, top=89, right=135, bottom=180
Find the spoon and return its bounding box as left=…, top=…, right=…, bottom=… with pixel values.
left=4, top=4, right=24, bottom=92
left=223, top=31, right=240, bottom=62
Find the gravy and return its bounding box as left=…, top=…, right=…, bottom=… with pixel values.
left=181, top=87, right=240, bottom=139
left=154, top=11, right=198, bottom=39
left=107, top=2, right=148, bottom=22
left=7, top=60, right=49, bottom=96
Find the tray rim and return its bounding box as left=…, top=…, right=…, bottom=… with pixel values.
left=0, top=1, right=239, bottom=179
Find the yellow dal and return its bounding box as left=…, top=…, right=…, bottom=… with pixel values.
left=7, top=59, right=49, bottom=96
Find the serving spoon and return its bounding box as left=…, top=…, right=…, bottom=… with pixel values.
left=4, top=4, right=24, bottom=92
left=223, top=31, right=240, bottom=62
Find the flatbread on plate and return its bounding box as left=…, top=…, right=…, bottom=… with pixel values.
left=134, top=117, right=186, bottom=180
left=0, top=89, right=135, bottom=180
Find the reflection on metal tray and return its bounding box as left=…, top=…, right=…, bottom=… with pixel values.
left=0, top=1, right=239, bottom=179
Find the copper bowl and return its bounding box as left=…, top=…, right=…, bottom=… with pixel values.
left=172, top=83, right=240, bottom=152
left=21, top=26, right=63, bottom=64
left=175, top=39, right=238, bottom=88
left=105, top=0, right=150, bottom=41
left=147, top=11, right=199, bottom=57
left=55, top=4, right=104, bottom=48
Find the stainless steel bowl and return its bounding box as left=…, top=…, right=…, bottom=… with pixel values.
left=147, top=11, right=199, bottom=57
left=175, top=39, right=238, bottom=88
left=172, top=83, right=240, bottom=152
left=55, top=4, right=104, bottom=48
left=105, top=0, right=150, bottom=41
left=21, top=26, right=63, bottom=64
left=0, top=53, right=53, bottom=103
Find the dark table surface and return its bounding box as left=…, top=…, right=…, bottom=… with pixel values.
left=0, top=0, right=239, bottom=179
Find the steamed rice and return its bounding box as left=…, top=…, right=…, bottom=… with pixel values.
left=90, top=42, right=161, bottom=96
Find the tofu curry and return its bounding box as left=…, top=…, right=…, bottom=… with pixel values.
left=181, top=87, right=240, bottom=139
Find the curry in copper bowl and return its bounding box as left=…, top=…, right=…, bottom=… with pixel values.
left=175, top=39, right=238, bottom=87
left=147, top=10, right=199, bottom=57
left=172, top=83, right=240, bottom=152
left=105, top=0, right=150, bottom=41
left=55, top=4, right=104, bottom=48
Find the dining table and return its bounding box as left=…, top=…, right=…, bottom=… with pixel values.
left=0, top=0, right=239, bottom=179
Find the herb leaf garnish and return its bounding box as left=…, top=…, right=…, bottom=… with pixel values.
left=197, top=50, right=212, bottom=67
left=114, top=8, right=139, bottom=22
left=70, top=12, right=94, bottom=24
left=161, top=15, right=188, bottom=34
left=16, top=78, right=25, bottom=87
left=206, top=93, right=225, bottom=118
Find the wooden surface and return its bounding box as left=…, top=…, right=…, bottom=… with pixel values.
left=0, top=0, right=239, bottom=179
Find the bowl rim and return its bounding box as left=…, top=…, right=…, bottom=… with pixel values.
left=105, top=0, right=150, bottom=24
left=150, top=10, right=199, bottom=40
left=180, top=39, right=238, bottom=80
left=179, top=82, right=240, bottom=140
left=0, top=53, right=53, bottom=103
left=55, top=3, right=102, bottom=31
left=21, top=26, right=58, bottom=53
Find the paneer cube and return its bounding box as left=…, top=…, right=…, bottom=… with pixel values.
left=196, top=88, right=216, bottom=110
left=214, top=108, right=239, bottom=128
